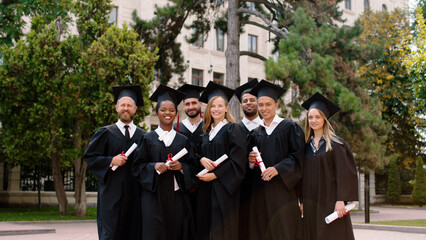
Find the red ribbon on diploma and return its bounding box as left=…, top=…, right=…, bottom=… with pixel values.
left=166, top=153, right=173, bottom=162
left=254, top=160, right=263, bottom=167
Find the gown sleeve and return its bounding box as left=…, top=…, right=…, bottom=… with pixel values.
left=274, top=122, right=305, bottom=191
left=213, top=123, right=247, bottom=195
left=333, top=139, right=359, bottom=201
left=83, top=127, right=113, bottom=183
left=180, top=139, right=198, bottom=191
left=131, top=136, right=158, bottom=192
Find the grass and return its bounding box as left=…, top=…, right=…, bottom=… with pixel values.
left=370, top=219, right=426, bottom=227
left=0, top=207, right=97, bottom=221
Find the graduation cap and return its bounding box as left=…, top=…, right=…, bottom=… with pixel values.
left=198, top=81, right=235, bottom=103
left=301, top=92, right=341, bottom=119
left=112, top=85, right=143, bottom=106
left=149, top=84, right=186, bottom=106
left=249, top=80, right=287, bottom=102
left=177, top=84, right=205, bottom=100
left=234, top=78, right=259, bottom=103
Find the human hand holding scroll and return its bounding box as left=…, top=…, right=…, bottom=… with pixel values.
left=112, top=143, right=138, bottom=171
left=156, top=148, right=188, bottom=175
left=325, top=202, right=355, bottom=224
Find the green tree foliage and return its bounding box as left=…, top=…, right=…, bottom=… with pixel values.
left=0, top=0, right=71, bottom=47
left=131, top=0, right=214, bottom=84
left=386, top=159, right=401, bottom=204
left=412, top=157, right=426, bottom=207
left=265, top=8, right=391, bottom=171
left=0, top=0, right=158, bottom=216
left=359, top=9, right=424, bottom=169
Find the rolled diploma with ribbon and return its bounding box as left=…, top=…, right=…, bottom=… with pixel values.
left=112, top=143, right=138, bottom=171
left=252, top=146, right=266, bottom=172
left=156, top=148, right=188, bottom=174
left=324, top=202, right=356, bottom=224
left=197, top=154, right=228, bottom=176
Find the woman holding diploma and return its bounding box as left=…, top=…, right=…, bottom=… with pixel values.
left=300, top=92, right=358, bottom=240
left=131, top=84, right=197, bottom=240
left=196, top=81, right=247, bottom=240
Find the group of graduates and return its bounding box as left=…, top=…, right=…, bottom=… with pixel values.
left=83, top=79, right=359, bottom=240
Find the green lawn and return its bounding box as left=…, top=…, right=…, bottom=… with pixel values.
left=0, top=207, right=97, bottom=221
left=371, top=219, right=426, bottom=227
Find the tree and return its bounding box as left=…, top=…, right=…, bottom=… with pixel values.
left=0, top=18, right=75, bottom=214
left=358, top=8, right=425, bottom=192
left=265, top=7, right=392, bottom=171
left=0, top=0, right=158, bottom=216
left=403, top=7, right=426, bottom=117
left=412, top=157, right=426, bottom=207
left=386, top=159, right=401, bottom=204
left=131, top=0, right=213, bottom=85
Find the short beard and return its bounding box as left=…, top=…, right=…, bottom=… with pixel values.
left=119, top=111, right=134, bottom=123
left=185, top=108, right=201, bottom=118
left=243, top=108, right=257, bottom=117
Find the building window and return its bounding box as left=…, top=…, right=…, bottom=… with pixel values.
left=382, top=4, right=387, bottom=11
left=247, top=2, right=255, bottom=10
left=344, top=0, right=351, bottom=10
left=364, top=0, right=370, bottom=9
left=213, top=72, right=224, bottom=85
left=108, top=6, right=118, bottom=25
left=248, top=34, right=257, bottom=53
left=192, top=29, right=204, bottom=48
left=214, top=28, right=224, bottom=51
left=192, top=69, right=203, bottom=86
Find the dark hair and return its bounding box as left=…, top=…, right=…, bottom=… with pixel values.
left=155, top=100, right=178, bottom=113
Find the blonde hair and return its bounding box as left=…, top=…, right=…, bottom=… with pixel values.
left=304, top=109, right=342, bottom=152
left=203, top=96, right=236, bottom=132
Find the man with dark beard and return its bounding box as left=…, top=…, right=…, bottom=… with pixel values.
left=174, top=84, right=205, bottom=156
left=83, top=85, right=145, bottom=240
left=235, top=79, right=262, bottom=135
left=234, top=79, right=262, bottom=240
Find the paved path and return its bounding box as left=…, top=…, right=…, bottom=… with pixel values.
left=1, top=206, right=426, bottom=239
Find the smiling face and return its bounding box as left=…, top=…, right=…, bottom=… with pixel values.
left=210, top=97, right=229, bottom=124
left=307, top=108, right=325, bottom=131
left=115, top=96, right=137, bottom=124
left=183, top=97, right=201, bottom=118
left=156, top=100, right=177, bottom=126
left=241, top=93, right=258, bottom=118
left=258, top=96, right=278, bottom=122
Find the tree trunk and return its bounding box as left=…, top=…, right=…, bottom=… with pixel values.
left=226, top=0, right=241, bottom=120
left=51, top=137, right=69, bottom=215
left=73, top=119, right=87, bottom=217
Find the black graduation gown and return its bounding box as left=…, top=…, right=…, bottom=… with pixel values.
left=174, top=121, right=204, bottom=158
left=247, top=120, right=304, bottom=240
left=196, top=123, right=247, bottom=240
left=237, top=121, right=252, bottom=240
left=131, top=131, right=197, bottom=240
left=301, top=138, right=358, bottom=240
left=83, top=124, right=144, bottom=240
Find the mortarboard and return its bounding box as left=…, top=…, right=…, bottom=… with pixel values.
left=177, top=84, right=205, bottom=100
left=301, top=92, right=341, bottom=119
left=249, top=80, right=287, bottom=102
left=198, top=81, right=235, bottom=103
left=112, top=85, right=144, bottom=106
left=149, top=84, right=186, bottom=107
left=235, top=78, right=259, bottom=103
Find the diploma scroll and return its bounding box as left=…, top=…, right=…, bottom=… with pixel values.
left=252, top=146, right=266, bottom=172
left=197, top=154, right=228, bottom=176
left=324, top=202, right=356, bottom=224
left=112, top=143, right=138, bottom=171
left=156, top=148, right=188, bottom=175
